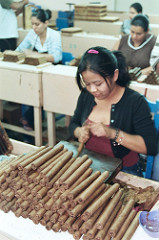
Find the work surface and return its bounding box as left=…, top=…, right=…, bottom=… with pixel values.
left=0, top=140, right=159, bottom=240
left=58, top=141, right=122, bottom=182
left=0, top=208, right=158, bottom=240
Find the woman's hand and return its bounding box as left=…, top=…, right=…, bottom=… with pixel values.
left=23, top=49, right=39, bottom=57
left=74, top=126, right=90, bottom=143
left=88, top=122, right=115, bottom=139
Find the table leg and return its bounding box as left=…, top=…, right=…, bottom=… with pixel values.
left=34, top=107, right=42, bottom=146
left=47, top=112, right=56, bottom=147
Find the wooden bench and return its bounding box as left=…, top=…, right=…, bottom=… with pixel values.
left=0, top=61, right=43, bottom=146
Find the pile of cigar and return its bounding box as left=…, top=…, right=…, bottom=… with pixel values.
left=140, top=70, right=159, bottom=85
left=129, top=67, right=142, bottom=81
left=0, top=143, right=140, bottom=240
left=0, top=121, right=13, bottom=155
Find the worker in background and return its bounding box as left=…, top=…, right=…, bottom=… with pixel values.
left=113, top=14, right=156, bottom=76
left=121, top=2, right=142, bottom=35
left=0, top=0, right=29, bottom=52
left=69, top=46, right=157, bottom=176
left=150, top=34, right=159, bottom=76
left=16, top=8, right=62, bottom=137
left=16, top=8, right=62, bottom=63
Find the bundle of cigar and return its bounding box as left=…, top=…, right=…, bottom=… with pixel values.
left=0, top=143, right=141, bottom=239
left=138, top=70, right=159, bottom=85
left=74, top=4, right=107, bottom=21
left=24, top=55, right=47, bottom=66
left=0, top=52, right=3, bottom=58
left=129, top=67, right=142, bottom=81
left=0, top=121, right=13, bottom=155
left=3, top=50, right=25, bottom=63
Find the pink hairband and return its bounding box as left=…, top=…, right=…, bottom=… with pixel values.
left=88, top=49, right=99, bottom=54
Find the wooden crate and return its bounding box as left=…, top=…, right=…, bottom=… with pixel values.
left=23, top=5, right=32, bottom=29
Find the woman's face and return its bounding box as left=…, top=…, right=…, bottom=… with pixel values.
left=130, top=25, right=147, bottom=45
left=81, top=70, right=116, bottom=100
left=31, top=17, right=47, bottom=35
left=129, top=7, right=138, bottom=20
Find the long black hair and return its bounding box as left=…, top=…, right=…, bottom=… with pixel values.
left=76, top=46, right=130, bottom=90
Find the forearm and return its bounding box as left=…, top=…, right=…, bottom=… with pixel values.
left=112, top=129, right=147, bottom=154
left=141, top=66, right=153, bottom=76
left=41, top=53, right=54, bottom=63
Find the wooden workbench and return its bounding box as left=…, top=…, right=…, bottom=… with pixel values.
left=0, top=61, right=43, bottom=146
left=74, top=20, right=159, bottom=36
left=0, top=139, right=159, bottom=240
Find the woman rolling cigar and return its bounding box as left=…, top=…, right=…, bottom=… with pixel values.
left=113, top=14, right=156, bottom=76
left=69, top=46, right=157, bottom=176
left=16, top=8, right=62, bottom=134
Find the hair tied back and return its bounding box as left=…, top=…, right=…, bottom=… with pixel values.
left=88, top=49, right=99, bottom=54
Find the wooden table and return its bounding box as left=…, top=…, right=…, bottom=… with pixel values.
left=0, top=139, right=159, bottom=240
left=130, top=81, right=159, bottom=102
left=74, top=20, right=159, bottom=36
left=0, top=61, right=43, bottom=146
left=42, top=64, right=80, bottom=146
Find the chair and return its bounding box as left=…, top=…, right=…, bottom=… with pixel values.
left=61, top=52, right=75, bottom=65
left=57, top=52, right=75, bottom=125
left=144, top=99, right=159, bottom=179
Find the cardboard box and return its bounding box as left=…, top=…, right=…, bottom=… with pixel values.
left=3, top=102, right=21, bottom=126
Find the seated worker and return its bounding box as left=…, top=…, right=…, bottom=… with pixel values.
left=113, top=14, right=156, bottom=76
left=16, top=8, right=62, bottom=131
left=69, top=46, right=157, bottom=177
left=121, top=2, right=143, bottom=35
left=16, top=8, right=62, bottom=63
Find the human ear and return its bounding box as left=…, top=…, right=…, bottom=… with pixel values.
left=113, top=69, right=119, bottom=82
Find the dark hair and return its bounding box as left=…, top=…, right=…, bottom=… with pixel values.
left=130, top=2, right=143, bottom=13
left=76, top=46, right=130, bottom=90
left=112, top=50, right=131, bottom=87
left=131, top=14, right=149, bottom=32
left=32, top=9, right=52, bottom=22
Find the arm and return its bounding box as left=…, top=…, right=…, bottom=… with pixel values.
left=16, top=30, right=33, bottom=51
left=10, top=0, right=29, bottom=15
left=120, top=19, right=131, bottom=35
left=141, top=66, right=153, bottom=75
left=23, top=50, right=54, bottom=63
left=47, top=30, right=62, bottom=63
left=87, top=123, right=147, bottom=154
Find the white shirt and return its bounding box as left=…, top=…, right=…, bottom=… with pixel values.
left=16, top=27, right=62, bottom=63
left=150, top=34, right=159, bottom=68
left=0, top=4, right=18, bottom=38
